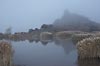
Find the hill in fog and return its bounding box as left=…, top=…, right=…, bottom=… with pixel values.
left=52, top=10, right=100, bottom=32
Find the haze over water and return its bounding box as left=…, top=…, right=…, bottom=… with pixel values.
left=0, top=0, right=100, bottom=32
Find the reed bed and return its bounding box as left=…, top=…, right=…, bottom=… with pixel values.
left=0, top=41, right=13, bottom=66
left=76, top=37, right=100, bottom=59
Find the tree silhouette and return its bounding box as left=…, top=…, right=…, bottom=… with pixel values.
left=5, top=27, right=12, bottom=35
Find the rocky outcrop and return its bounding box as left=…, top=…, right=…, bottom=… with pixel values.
left=40, top=32, right=53, bottom=41
left=53, top=10, right=100, bottom=32
left=55, top=31, right=87, bottom=40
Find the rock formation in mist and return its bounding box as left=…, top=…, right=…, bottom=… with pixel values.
left=52, top=10, right=100, bottom=32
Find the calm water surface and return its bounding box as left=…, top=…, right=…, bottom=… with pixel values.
left=11, top=39, right=77, bottom=66
left=11, top=39, right=100, bottom=66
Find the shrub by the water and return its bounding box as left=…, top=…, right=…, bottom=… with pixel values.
left=0, top=41, right=13, bottom=66
left=76, top=37, right=100, bottom=59
left=72, top=33, right=94, bottom=44
left=77, top=57, right=100, bottom=66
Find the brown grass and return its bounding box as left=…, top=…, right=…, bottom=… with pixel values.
left=0, top=41, right=13, bottom=66
left=76, top=37, right=100, bottom=59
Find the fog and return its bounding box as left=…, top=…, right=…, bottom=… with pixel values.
left=0, top=0, right=100, bottom=33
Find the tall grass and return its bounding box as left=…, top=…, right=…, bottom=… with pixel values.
left=0, top=41, right=13, bottom=66
left=76, top=37, right=100, bottom=59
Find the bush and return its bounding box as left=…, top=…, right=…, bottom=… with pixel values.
left=76, top=37, right=100, bottom=59
left=0, top=41, right=13, bottom=66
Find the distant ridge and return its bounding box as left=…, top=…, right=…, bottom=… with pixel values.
left=52, top=10, right=100, bottom=32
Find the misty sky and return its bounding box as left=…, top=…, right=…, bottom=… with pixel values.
left=0, top=0, right=100, bottom=32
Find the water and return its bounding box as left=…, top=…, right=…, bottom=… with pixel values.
left=11, top=39, right=78, bottom=66
left=1, top=38, right=100, bottom=66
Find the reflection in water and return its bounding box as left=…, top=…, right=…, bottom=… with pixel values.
left=41, top=41, right=48, bottom=46
left=28, top=39, right=34, bottom=43
left=26, top=38, right=40, bottom=43
left=40, top=39, right=53, bottom=46
left=54, top=39, right=76, bottom=55
left=11, top=39, right=77, bottom=66
left=29, top=38, right=75, bottom=55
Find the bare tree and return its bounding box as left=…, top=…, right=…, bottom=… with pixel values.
left=5, top=27, right=12, bottom=35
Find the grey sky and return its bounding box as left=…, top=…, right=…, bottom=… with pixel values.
left=0, top=0, right=100, bottom=32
